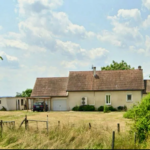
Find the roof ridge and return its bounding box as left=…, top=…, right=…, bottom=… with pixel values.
left=37, top=77, right=68, bottom=79
left=69, top=69, right=141, bottom=73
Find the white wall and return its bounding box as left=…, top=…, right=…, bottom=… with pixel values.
left=0, top=97, right=26, bottom=111
left=68, top=91, right=142, bottom=110
left=0, top=98, right=8, bottom=110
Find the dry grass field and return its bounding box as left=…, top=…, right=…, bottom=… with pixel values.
left=0, top=111, right=132, bottom=131
left=0, top=111, right=139, bottom=149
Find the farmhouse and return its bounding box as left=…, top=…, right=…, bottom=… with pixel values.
left=0, top=97, right=26, bottom=111
left=30, top=66, right=150, bottom=111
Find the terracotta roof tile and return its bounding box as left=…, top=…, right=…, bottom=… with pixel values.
left=67, top=69, right=144, bottom=91
left=31, top=77, right=68, bottom=97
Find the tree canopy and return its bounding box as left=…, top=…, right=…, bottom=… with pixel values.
left=0, top=56, right=3, bottom=60
left=16, top=89, right=32, bottom=97
left=101, top=60, right=134, bottom=70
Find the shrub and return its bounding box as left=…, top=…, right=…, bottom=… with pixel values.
left=124, top=94, right=150, bottom=143
left=108, top=106, right=117, bottom=111
left=72, top=106, right=79, bottom=111
left=103, top=105, right=110, bottom=113
left=98, top=106, right=104, bottom=111
left=79, top=105, right=95, bottom=111
left=117, top=106, right=124, bottom=111
left=123, top=105, right=127, bottom=111
left=0, top=106, right=7, bottom=111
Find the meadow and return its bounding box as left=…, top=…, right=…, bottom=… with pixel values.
left=0, top=111, right=143, bottom=149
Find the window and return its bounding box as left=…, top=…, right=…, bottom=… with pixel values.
left=127, top=94, right=132, bottom=102
left=105, top=95, right=111, bottom=105
left=21, top=99, right=24, bottom=106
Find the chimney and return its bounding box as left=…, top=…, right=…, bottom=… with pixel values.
left=93, top=67, right=96, bottom=77
left=138, top=66, right=142, bottom=70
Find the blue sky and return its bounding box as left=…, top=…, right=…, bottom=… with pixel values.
left=0, top=0, right=150, bottom=96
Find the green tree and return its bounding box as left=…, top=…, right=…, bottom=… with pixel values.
left=16, top=89, right=32, bottom=97
left=101, top=60, right=134, bottom=70
left=0, top=56, right=3, bottom=60
left=124, top=94, right=150, bottom=143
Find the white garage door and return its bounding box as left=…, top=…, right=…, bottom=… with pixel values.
left=52, top=99, right=67, bottom=111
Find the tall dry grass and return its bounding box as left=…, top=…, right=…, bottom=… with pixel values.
left=0, top=122, right=142, bottom=149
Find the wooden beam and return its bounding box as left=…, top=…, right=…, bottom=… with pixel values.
left=44, top=99, right=45, bottom=112
left=26, top=98, right=28, bottom=112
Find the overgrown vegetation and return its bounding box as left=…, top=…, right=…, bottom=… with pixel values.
left=108, top=106, right=117, bottom=111
left=0, top=110, right=148, bottom=149
left=78, top=105, right=95, bottom=111
left=72, top=106, right=79, bottom=111
left=0, top=106, right=7, bottom=111
left=124, top=94, right=150, bottom=143
left=0, top=123, right=142, bottom=149
left=103, top=105, right=110, bottom=113
left=98, top=106, right=104, bottom=111
left=72, top=105, right=125, bottom=112
left=72, top=105, right=95, bottom=111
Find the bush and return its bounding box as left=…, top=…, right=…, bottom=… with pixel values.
left=72, top=106, right=79, bottom=111
left=123, top=105, right=127, bottom=111
left=103, top=105, right=110, bottom=113
left=98, top=106, right=104, bottom=111
left=108, top=106, right=117, bottom=111
left=0, top=106, right=7, bottom=111
left=123, top=94, right=150, bottom=143
left=78, top=105, right=95, bottom=111
left=117, top=106, right=124, bottom=111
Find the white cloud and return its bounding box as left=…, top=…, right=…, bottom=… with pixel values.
left=98, top=9, right=143, bottom=48
left=61, top=60, right=89, bottom=69
left=87, top=48, right=109, bottom=59
left=129, top=36, right=150, bottom=56
left=117, top=9, right=141, bottom=21
left=97, top=31, right=122, bottom=47
left=0, top=0, right=96, bottom=61
left=55, top=40, right=109, bottom=60
left=142, top=0, right=150, bottom=10
left=0, top=51, right=18, bottom=61
left=17, top=0, right=63, bottom=15
left=143, top=15, right=150, bottom=28
left=0, top=51, right=20, bottom=69
left=0, top=37, right=28, bottom=50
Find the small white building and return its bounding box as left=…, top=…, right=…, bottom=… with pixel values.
left=0, top=97, right=26, bottom=111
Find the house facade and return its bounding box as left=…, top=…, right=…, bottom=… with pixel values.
left=30, top=66, right=149, bottom=111
left=0, top=97, right=26, bottom=111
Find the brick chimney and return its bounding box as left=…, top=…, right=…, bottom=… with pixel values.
left=138, top=66, right=142, bottom=70
left=93, top=67, right=96, bottom=77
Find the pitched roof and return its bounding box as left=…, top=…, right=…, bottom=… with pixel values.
left=67, top=69, right=144, bottom=91
left=31, top=77, right=68, bottom=97
left=143, top=80, right=150, bottom=94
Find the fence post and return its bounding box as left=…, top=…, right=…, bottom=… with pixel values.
left=37, top=121, right=38, bottom=130
left=112, top=131, right=115, bottom=149
left=89, top=123, right=91, bottom=129
left=0, top=120, right=3, bottom=138
left=25, top=115, right=28, bottom=130
left=134, top=132, right=136, bottom=144
left=47, top=115, right=48, bottom=134
left=117, top=123, right=120, bottom=133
